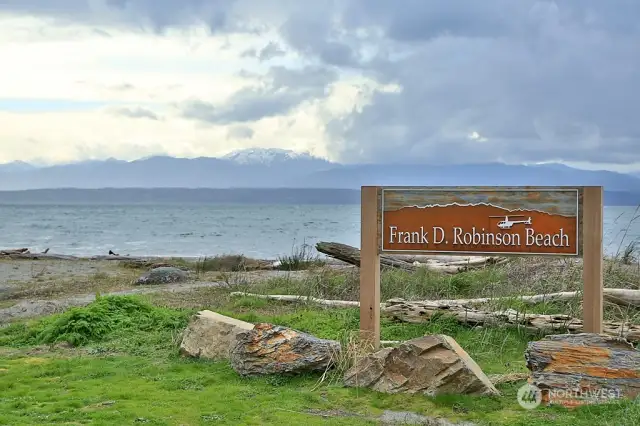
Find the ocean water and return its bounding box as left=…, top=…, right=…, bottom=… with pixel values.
left=0, top=204, right=638, bottom=259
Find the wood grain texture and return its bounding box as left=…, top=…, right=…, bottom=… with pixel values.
left=582, top=187, right=604, bottom=333
left=382, top=299, right=640, bottom=343
left=525, top=333, right=640, bottom=407
left=360, top=186, right=381, bottom=350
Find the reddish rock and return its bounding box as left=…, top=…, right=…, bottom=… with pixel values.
left=525, top=333, right=640, bottom=407
left=230, top=323, right=341, bottom=376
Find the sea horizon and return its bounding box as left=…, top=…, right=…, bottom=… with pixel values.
left=1, top=203, right=638, bottom=260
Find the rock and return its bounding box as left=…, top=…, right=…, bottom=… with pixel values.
left=149, top=262, right=176, bottom=270
left=134, top=267, right=188, bottom=285
left=525, top=333, right=640, bottom=407
left=179, top=310, right=254, bottom=360
left=379, top=411, right=477, bottom=426
left=230, top=323, right=341, bottom=376
left=344, top=334, right=499, bottom=397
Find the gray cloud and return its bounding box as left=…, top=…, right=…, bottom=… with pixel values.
left=4, top=0, right=640, bottom=165
left=241, top=42, right=286, bottom=61
left=180, top=66, right=336, bottom=124
left=0, top=0, right=248, bottom=33
left=227, top=125, right=254, bottom=140
left=314, top=1, right=640, bottom=165
left=109, top=106, right=160, bottom=120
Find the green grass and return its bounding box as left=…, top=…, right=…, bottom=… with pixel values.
left=2, top=294, right=639, bottom=425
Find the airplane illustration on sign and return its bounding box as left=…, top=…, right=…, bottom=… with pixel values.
left=490, top=215, right=532, bottom=230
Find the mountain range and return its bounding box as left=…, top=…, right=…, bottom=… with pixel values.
left=0, top=148, right=638, bottom=204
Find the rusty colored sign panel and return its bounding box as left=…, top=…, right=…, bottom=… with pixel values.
left=380, top=187, right=582, bottom=256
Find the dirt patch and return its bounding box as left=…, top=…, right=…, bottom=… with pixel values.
left=0, top=259, right=117, bottom=283
left=0, top=256, right=312, bottom=324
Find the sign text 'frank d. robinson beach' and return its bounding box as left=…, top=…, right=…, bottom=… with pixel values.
left=381, top=187, right=580, bottom=255
left=359, top=186, right=604, bottom=350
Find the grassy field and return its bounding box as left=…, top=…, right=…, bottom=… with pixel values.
left=1, top=251, right=639, bottom=425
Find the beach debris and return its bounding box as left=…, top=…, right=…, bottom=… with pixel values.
left=134, top=266, right=188, bottom=285
left=0, top=248, right=30, bottom=255
left=108, top=250, right=119, bottom=256
left=344, top=334, right=499, bottom=397
left=179, top=310, right=254, bottom=360
left=315, top=241, right=507, bottom=273
left=227, top=292, right=640, bottom=343
left=231, top=289, right=640, bottom=309
left=230, top=323, right=341, bottom=377
left=525, top=333, right=640, bottom=407
left=383, top=299, right=640, bottom=343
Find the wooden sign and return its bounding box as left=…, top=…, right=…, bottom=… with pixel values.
left=381, top=187, right=581, bottom=256
left=359, top=186, right=603, bottom=351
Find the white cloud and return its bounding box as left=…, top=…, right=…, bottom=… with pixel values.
left=0, top=13, right=371, bottom=164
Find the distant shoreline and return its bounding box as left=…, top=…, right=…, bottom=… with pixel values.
left=0, top=187, right=638, bottom=206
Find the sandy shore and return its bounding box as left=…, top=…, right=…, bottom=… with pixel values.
left=0, top=256, right=342, bottom=324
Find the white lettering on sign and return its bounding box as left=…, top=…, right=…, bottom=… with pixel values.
left=389, top=226, right=429, bottom=244
left=388, top=225, right=571, bottom=247
left=526, top=228, right=570, bottom=247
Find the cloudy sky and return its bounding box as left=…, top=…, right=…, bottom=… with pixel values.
left=0, top=1, right=639, bottom=172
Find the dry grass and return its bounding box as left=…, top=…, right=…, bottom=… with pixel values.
left=224, top=255, right=640, bottom=325
left=0, top=270, right=141, bottom=302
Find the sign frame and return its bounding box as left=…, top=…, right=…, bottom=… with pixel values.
left=359, top=185, right=603, bottom=350
left=380, top=186, right=582, bottom=256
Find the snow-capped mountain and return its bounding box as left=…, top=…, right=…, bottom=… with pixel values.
left=0, top=148, right=639, bottom=198
left=0, top=161, right=37, bottom=172
left=222, top=148, right=327, bottom=165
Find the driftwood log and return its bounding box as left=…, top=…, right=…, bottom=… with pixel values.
left=316, top=242, right=416, bottom=271
left=230, top=291, right=640, bottom=310
left=0, top=248, right=30, bottom=255
left=229, top=292, right=640, bottom=343
left=0, top=248, right=150, bottom=262
left=414, top=289, right=640, bottom=308
left=230, top=292, right=361, bottom=307
left=383, top=299, right=640, bottom=343
left=315, top=241, right=506, bottom=273
left=525, top=333, right=640, bottom=407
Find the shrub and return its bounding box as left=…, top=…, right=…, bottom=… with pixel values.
left=0, top=295, right=191, bottom=347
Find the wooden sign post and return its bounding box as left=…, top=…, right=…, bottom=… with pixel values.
left=360, top=186, right=603, bottom=350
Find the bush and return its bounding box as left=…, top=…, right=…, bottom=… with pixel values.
left=276, top=242, right=324, bottom=271
left=0, top=295, right=191, bottom=347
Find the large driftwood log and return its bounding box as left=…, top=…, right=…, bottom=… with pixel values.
left=230, top=292, right=361, bottom=307
left=229, top=293, right=640, bottom=343
left=383, top=299, right=640, bottom=343
left=0, top=248, right=29, bottom=255
left=315, top=242, right=506, bottom=273
left=1, top=251, right=151, bottom=261
left=525, top=333, right=640, bottom=407
left=424, top=289, right=640, bottom=308
left=231, top=290, right=640, bottom=310
left=316, top=242, right=416, bottom=271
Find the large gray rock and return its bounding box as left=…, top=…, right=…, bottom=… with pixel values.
left=230, top=323, right=341, bottom=376
left=135, top=267, right=188, bottom=285
left=344, top=334, right=499, bottom=397
left=525, top=333, right=640, bottom=407
left=180, top=310, right=255, bottom=360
